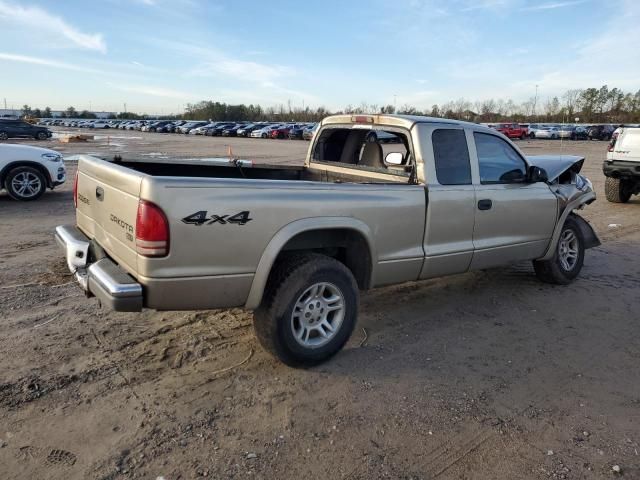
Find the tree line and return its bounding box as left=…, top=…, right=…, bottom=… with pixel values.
left=21, top=85, right=640, bottom=124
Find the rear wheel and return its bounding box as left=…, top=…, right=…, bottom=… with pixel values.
left=604, top=177, right=632, bottom=203
left=36, top=131, right=48, bottom=140
left=0, top=131, right=8, bottom=141
left=4, top=166, right=47, bottom=201
left=253, top=253, right=359, bottom=366
left=533, top=215, right=585, bottom=284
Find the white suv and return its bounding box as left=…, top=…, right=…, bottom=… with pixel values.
left=0, top=144, right=66, bottom=201
left=603, top=127, right=640, bottom=203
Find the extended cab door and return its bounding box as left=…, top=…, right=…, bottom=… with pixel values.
left=469, top=131, right=557, bottom=270
left=418, top=126, right=476, bottom=279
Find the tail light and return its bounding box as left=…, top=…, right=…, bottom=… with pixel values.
left=73, top=171, right=78, bottom=208
left=135, top=200, right=169, bottom=257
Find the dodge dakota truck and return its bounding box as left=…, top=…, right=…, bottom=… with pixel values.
left=56, top=114, right=599, bottom=366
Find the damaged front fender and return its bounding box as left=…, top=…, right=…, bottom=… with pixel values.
left=527, top=154, right=601, bottom=260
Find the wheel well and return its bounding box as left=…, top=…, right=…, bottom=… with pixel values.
left=0, top=161, right=52, bottom=188
left=276, top=228, right=372, bottom=290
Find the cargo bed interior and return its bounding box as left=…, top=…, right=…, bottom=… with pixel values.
left=116, top=159, right=411, bottom=185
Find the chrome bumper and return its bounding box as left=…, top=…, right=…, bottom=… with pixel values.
left=54, top=225, right=143, bottom=312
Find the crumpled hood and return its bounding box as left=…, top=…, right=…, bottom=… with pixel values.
left=526, top=155, right=585, bottom=182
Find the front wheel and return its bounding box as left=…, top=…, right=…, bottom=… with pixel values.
left=4, top=166, right=47, bottom=201
left=604, top=177, right=632, bottom=203
left=36, top=131, right=48, bottom=140
left=253, top=253, right=359, bottom=366
left=0, top=131, right=8, bottom=140
left=533, top=215, right=585, bottom=285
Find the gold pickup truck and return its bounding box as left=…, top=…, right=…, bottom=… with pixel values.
left=56, top=114, right=599, bottom=365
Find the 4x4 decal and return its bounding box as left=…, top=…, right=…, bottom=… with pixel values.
left=182, top=210, right=252, bottom=226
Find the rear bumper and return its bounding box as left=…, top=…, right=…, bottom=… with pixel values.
left=603, top=160, right=640, bottom=179
left=55, top=225, right=143, bottom=312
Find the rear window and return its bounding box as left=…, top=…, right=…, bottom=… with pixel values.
left=312, top=127, right=410, bottom=177
left=432, top=129, right=471, bottom=185
left=618, top=130, right=640, bottom=150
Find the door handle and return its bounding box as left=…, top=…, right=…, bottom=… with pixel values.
left=477, top=199, right=492, bottom=210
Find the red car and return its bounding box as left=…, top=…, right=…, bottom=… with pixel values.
left=495, top=123, right=528, bottom=140
left=270, top=124, right=294, bottom=139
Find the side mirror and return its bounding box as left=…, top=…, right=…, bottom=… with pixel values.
left=528, top=165, right=548, bottom=183
left=385, top=152, right=403, bottom=165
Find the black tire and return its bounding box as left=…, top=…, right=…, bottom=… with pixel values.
left=604, top=177, right=632, bottom=203
left=520, top=133, right=525, bottom=140
left=0, top=131, right=8, bottom=141
left=253, top=253, right=359, bottom=367
left=35, top=131, right=48, bottom=140
left=529, top=132, right=535, bottom=139
left=262, top=133, right=267, bottom=138
left=4, top=166, right=47, bottom=201
left=533, top=215, right=585, bottom=285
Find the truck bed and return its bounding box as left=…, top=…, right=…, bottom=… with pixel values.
left=115, top=156, right=305, bottom=181
left=72, top=153, right=425, bottom=310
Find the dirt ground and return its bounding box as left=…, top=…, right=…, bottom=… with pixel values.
left=0, top=131, right=639, bottom=480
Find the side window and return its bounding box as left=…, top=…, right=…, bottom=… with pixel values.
left=474, top=132, right=527, bottom=184
left=432, top=129, right=471, bottom=185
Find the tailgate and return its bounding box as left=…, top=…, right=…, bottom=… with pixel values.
left=75, top=156, right=143, bottom=276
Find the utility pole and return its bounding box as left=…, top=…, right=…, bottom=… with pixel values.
left=394, top=94, right=397, bottom=113
left=533, top=84, right=539, bottom=118
left=3, top=98, right=6, bottom=110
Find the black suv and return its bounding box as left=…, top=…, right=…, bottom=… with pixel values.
left=588, top=125, right=614, bottom=141
left=0, top=120, right=52, bottom=141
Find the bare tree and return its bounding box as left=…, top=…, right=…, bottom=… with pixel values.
left=562, top=89, right=582, bottom=118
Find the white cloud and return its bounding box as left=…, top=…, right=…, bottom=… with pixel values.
left=0, top=1, right=106, bottom=53
left=460, top=0, right=517, bottom=12
left=107, top=83, right=193, bottom=99
left=524, top=0, right=640, bottom=93
left=524, top=0, right=586, bottom=11
left=0, top=52, right=105, bottom=74
left=190, top=59, right=295, bottom=85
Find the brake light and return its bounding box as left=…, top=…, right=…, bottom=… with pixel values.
left=73, top=171, right=78, bottom=208
left=135, top=200, right=169, bottom=257
left=351, top=115, right=374, bottom=124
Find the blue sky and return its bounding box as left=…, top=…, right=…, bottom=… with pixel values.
left=0, top=0, right=638, bottom=114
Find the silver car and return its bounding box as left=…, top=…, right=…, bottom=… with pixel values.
left=535, top=126, right=560, bottom=139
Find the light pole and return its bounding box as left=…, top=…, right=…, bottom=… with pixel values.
left=533, top=84, right=539, bottom=118
left=394, top=94, right=397, bottom=113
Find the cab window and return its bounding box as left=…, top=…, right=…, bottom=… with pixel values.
left=432, top=129, right=471, bottom=185
left=474, top=132, right=527, bottom=184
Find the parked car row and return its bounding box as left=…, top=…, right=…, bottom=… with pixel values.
left=485, top=122, right=621, bottom=141
left=37, top=118, right=320, bottom=140
left=526, top=123, right=606, bottom=140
